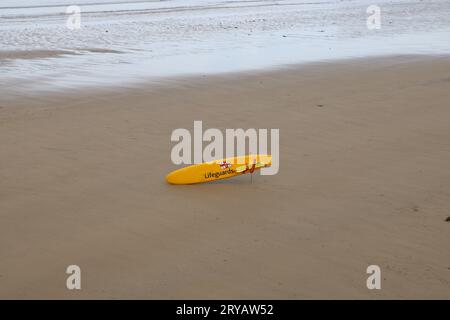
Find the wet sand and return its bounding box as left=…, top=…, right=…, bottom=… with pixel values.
left=0, top=55, right=449, bottom=299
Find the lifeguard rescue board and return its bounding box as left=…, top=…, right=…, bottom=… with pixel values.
left=166, top=154, right=272, bottom=185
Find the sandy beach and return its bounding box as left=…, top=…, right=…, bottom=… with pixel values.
left=1, top=55, right=449, bottom=299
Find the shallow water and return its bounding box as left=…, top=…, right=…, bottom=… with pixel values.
left=1, top=0, right=450, bottom=94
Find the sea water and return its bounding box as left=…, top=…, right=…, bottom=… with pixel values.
left=1, top=0, right=450, bottom=93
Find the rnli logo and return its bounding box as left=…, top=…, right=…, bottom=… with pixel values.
left=218, top=161, right=232, bottom=170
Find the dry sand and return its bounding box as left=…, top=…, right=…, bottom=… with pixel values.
left=0, top=55, right=449, bottom=299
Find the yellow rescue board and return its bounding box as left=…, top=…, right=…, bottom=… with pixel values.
left=166, top=154, right=272, bottom=185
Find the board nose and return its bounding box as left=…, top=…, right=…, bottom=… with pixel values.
left=165, top=171, right=178, bottom=184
